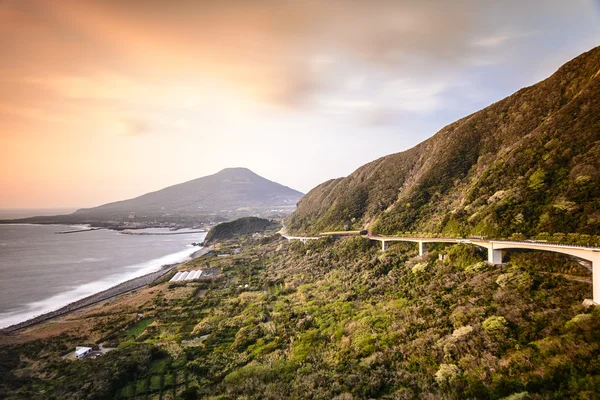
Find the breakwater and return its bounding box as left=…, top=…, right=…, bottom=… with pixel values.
left=55, top=228, right=104, bottom=234
left=119, top=230, right=206, bottom=236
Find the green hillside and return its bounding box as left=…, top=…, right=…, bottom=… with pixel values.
left=204, top=217, right=280, bottom=244
left=3, top=236, right=598, bottom=399
left=288, top=46, right=600, bottom=238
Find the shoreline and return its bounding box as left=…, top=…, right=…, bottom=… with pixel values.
left=0, top=245, right=212, bottom=334
left=0, top=220, right=209, bottom=231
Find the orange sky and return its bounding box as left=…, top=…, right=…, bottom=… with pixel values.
left=1, top=0, right=599, bottom=209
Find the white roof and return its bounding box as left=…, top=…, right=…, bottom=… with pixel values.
left=75, top=346, right=92, bottom=356
left=177, top=271, right=189, bottom=281
left=170, top=272, right=183, bottom=282
left=188, top=271, right=197, bottom=280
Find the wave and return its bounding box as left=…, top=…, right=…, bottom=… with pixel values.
left=0, top=244, right=202, bottom=329
left=80, top=257, right=107, bottom=263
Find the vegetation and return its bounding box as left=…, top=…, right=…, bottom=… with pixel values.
left=2, top=234, right=599, bottom=399
left=288, top=46, right=600, bottom=239
left=125, top=318, right=155, bottom=339
left=204, top=217, right=280, bottom=244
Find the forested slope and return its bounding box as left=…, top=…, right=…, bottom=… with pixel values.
left=289, top=46, right=600, bottom=238
left=3, top=236, right=599, bottom=399
left=204, top=217, right=279, bottom=244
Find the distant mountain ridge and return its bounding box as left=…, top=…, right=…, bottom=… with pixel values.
left=289, top=46, right=600, bottom=238
left=73, top=168, right=303, bottom=218
left=3, top=168, right=303, bottom=226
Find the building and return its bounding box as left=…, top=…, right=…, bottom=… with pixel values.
left=75, top=346, right=92, bottom=359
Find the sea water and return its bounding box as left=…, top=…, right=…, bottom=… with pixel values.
left=0, top=224, right=206, bottom=328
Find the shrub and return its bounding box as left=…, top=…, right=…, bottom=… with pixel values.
left=499, top=392, right=531, bottom=400
left=528, top=169, right=546, bottom=191
left=509, top=233, right=526, bottom=241
left=435, top=363, right=460, bottom=386
left=446, top=244, right=484, bottom=269
left=496, top=273, right=515, bottom=288
left=565, top=314, right=593, bottom=331
left=465, top=261, right=487, bottom=274
left=452, top=325, right=474, bottom=339
left=482, top=316, right=508, bottom=335
left=411, top=262, right=428, bottom=274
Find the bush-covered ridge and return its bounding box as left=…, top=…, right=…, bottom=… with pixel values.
left=204, top=216, right=280, bottom=243
left=288, top=46, right=600, bottom=237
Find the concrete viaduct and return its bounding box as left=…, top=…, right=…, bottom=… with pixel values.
left=281, top=234, right=321, bottom=243
left=282, top=232, right=600, bottom=304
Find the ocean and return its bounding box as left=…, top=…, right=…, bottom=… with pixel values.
left=0, top=224, right=206, bottom=328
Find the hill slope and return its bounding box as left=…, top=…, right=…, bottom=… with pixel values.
left=74, top=168, right=302, bottom=219
left=204, top=217, right=280, bottom=244
left=289, top=46, right=600, bottom=237
left=2, top=236, right=598, bottom=399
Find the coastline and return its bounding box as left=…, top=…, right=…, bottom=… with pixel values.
left=1, top=245, right=212, bottom=334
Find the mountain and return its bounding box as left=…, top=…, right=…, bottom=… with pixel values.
left=5, top=168, right=303, bottom=226
left=289, top=46, right=600, bottom=238
left=73, top=168, right=303, bottom=219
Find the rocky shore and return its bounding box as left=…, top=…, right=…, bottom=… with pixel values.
left=1, top=246, right=212, bottom=333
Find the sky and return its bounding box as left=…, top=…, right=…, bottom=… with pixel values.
left=1, top=0, right=599, bottom=209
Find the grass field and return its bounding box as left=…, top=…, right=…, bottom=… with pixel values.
left=124, top=318, right=154, bottom=338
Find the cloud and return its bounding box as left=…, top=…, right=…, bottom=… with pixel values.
left=1, top=0, right=599, bottom=208
left=0, top=0, right=597, bottom=121
left=471, top=35, right=512, bottom=48
left=362, top=108, right=401, bottom=126
left=0, top=0, right=495, bottom=108
left=380, top=79, right=450, bottom=113
left=25, top=75, right=141, bottom=100
left=0, top=102, right=86, bottom=126
left=119, top=119, right=150, bottom=137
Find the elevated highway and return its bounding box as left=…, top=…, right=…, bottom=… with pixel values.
left=368, top=234, right=600, bottom=303
left=281, top=234, right=320, bottom=243
left=283, top=231, right=600, bottom=304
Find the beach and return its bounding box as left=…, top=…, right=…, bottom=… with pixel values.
left=0, top=224, right=207, bottom=328
left=1, top=245, right=211, bottom=333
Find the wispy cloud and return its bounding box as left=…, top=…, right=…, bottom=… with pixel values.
left=1, top=0, right=599, bottom=207
left=471, top=34, right=512, bottom=48
left=119, top=119, right=150, bottom=137
left=0, top=0, right=578, bottom=117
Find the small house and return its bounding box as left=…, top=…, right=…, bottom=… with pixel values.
left=75, top=346, right=92, bottom=359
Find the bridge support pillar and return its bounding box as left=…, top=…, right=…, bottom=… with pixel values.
left=418, top=242, right=426, bottom=257
left=381, top=241, right=388, bottom=251
left=487, top=248, right=502, bottom=264
left=594, top=261, right=600, bottom=305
